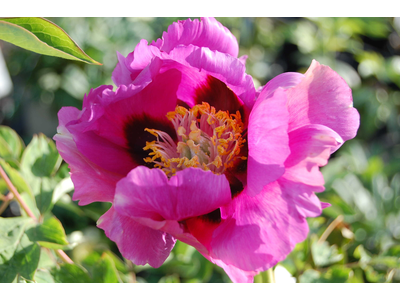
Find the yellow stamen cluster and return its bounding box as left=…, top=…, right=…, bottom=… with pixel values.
left=143, top=102, right=247, bottom=176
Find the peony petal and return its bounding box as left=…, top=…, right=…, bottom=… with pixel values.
left=246, top=88, right=290, bottom=196
left=238, top=55, right=248, bottom=66
left=155, top=17, right=239, bottom=57
left=259, top=72, right=304, bottom=99
left=67, top=128, right=137, bottom=175
left=286, top=60, right=360, bottom=141
left=212, top=258, right=257, bottom=283
left=66, top=63, right=184, bottom=172
left=112, top=40, right=162, bottom=85
left=283, top=124, right=343, bottom=187
left=321, top=202, right=331, bottom=209
left=278, top=178, right=324, bottom=218
left=97, top=206, right=176, bottom=268
left=91, top=66, right=180, bottom=140
left=114, top=166, right=232, bottom=222
left=175, top=45, right=255, bottom=112
left=151, top=55, right=251, bottom=120
left=112, top=51, right=135, bottom=86
left=54, top=107, right=123, bottom=205
left=212, top=182, right=309, bottom=272
left=112, top=43, right=255, bottom=116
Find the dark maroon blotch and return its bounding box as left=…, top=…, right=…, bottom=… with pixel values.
left=200, top=208, right=221, bottom=224
left=194, top=75, right=245, bottom=121
left=124, top=113, right=177, bottom=167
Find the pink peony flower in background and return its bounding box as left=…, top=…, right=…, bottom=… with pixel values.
left=54, top=17, right=360, bottom=283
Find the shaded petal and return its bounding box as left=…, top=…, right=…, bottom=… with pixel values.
left=286, top=60, right=360, bottom=141
left=112, top=40, right=162, bottom=85
left=173, top=45, right=255, bottom=111
left=54, top=107, right=122, bottom=205
left=321, top=202, right=331, bottom=209
left=155, top=17, right=239, bottom=57
left=259, top=72, right=304, bottom=99
left=67, top=63, right=183, bottom=172
left=212, top=182, right=309, bottom=272
left=67, top=128, right=137, bottom=175
left=89, top=64, right=181, bottom=144
left=211, top=258, right=257, bottom=283
left=112, top=51, right=135, bottom=86
left=151, top=56, right=250, bottom=121
left=247, top=88, right=290, bottom=196
left=278, top=178, right=324, bottom=218
left=114, top=166, right=232, bottom=221
left=284, top=124, right=343, bottom=186
left=238, top=55, right=248, bottom=66
left=97, top=206, right=176, bottom=268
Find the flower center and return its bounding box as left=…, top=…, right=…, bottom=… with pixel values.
left=143, top=102, right=247, bottom=176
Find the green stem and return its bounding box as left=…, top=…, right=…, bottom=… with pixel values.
left=264, top=268, right=275, bottom=283
left=318, top=215, right=344, bottom=244
left=0, top=192, right=13, bottom=215
left=56, top=248, right=73, bottom=264
left=0, top=165, right=37, bottom=221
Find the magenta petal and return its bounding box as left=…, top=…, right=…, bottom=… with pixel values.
left=157, top=17, right=239, bottom=57
left=114, top=167, right=232, bottom=221
left=213, top=182, right=309, bottom=272
left=284, top=124, right=343, bottom=186
left=247, top=88, right=290, bottom=196
left=321, top=202, right=331, bottom=209
left=66, top=65, right=184, bottom=174
left=278, top=178, right=324, bottom=218
left=287, top=60, right=360, bottom=141
left=84, top=66, right=182, bottom=148
left=178, top=46, right=255, bottom=111
left=68, top=127, right=137, bottom=175
left=260, top=72, right=304, bottom=99
left=112, top=51, right=135, bottom=86
left=213, top=259, right=257, bottom=283
left=97, top=206, right=176, bottom=268
left=54, top=107, right=122, bottom=205
left=112, top=40, right=163, bottom=85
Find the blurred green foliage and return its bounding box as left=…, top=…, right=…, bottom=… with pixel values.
left=1, top=17, right=400, bottom=282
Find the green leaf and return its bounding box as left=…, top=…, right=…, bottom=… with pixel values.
left=0, top=126, right=24, bottom=162
left=37, top=248, right=57, bottom=269
left=0, top=159, right=39, bottom=218
left=384, top=245, right=400, bottom=258
left=34, top=269, right=55, bottom=283
left=0, top=158, right=35, bottom=200
left=0, top=217, right=34, bottom=252
left=299, top=269, right=321, bottom=283
left=299, top=266, right=352, bottom=283
left=25, top=216, right=69, bottom=249
left=103, top=250, right=127, bottom=273
left=0, top=217, right=40, bottom=282
left=21, top=134, right=62, bottom=179
left=369, top=256, right=400, bottom=270
left=365, top=265, right=386, bottom=283
left=20, top=134, right=62, bottom=214
left=329, top=266, right=353, bottom=282
left=82, top=252, right=120, bottom=283
left=51, top=263, right=91, bottom=283
left=158, top=274, right=180, bottom=283
left=353, top=244, right=372, bottom=267
left=52, top=176, right=74, bottom=205
left=0, top=242, right=41, bottom=282
left=0, top=18, right=101, bottom=65
left=311, top=236, right=343, bottom=267
left=37, top=178, right=56, bottom=215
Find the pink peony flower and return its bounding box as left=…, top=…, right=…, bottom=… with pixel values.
left=54, top=17, right=360, bottom=283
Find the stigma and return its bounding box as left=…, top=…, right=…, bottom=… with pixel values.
left=143, top=102, right=247, bottom=176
